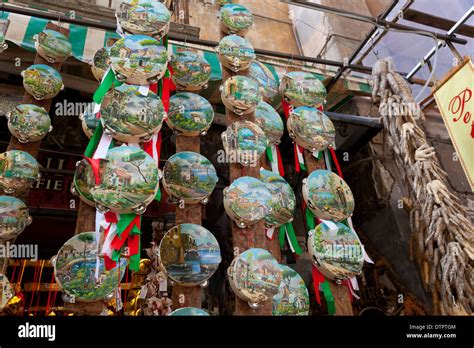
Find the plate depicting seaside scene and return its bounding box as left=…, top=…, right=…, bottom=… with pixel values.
left=22, top=64, right=63, bottom=100
left=279, top=71, right=327, bottom=108
left=170, top=51, right=211, bottom=91
left=167, top=93, right=214, bottom=136
left=7, top=104, right=51, bottom=143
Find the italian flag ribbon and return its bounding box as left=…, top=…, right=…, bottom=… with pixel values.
left=311, top=265, right=336, bottom=315
left=92, top=67, right=121, bottom=105
left=265, top=145, right=285, bottom=176
left=282, top=99, right=306, bottom=173
left=278, top=222, right=302, bottom=256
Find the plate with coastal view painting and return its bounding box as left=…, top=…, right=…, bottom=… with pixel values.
left=0, top=150, right=40, bottom=194
left=221, top=75, right=262, bottom=115
left=91, top=47, right=110, bottom=82
left=308, top=221, right=364, bottom=281
left=218, top=4, right=253, bottom=36
left=250, top=61, right=280, bottom=106
left=169, top=307, right=210, bottom=316
left=158, top=224, right=221, bottom=286
left=73, top=159, right=96, bottom=206
left=22, top=64, right=64, bottom=100
left=0, top=196, right=32, bottom=241
left=279, top=71, right=326, bottom=108
left=273, top=265, right=309, bottom=316
left=54, top=232, right=127, bottom=302
left=7, top=104, right=52, bottom=143
left=170, top=51, right=211, bottom=91
left=260, top=169, right=295, bottom=227
left=217, top=35, right=255, bottom=72
left=167, top=93, right=214, bottom=136
left=34, top=29, right=72, bottom=63
left=79, top=104, right=100, bottom=139
left=302, top=170, right=354, bottom=222
left=255, top=101, right=284, bottom=145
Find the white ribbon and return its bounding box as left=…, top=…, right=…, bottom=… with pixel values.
left=93, top=132, right=113, bottom=160
left=115, top=14, right=126, bottom=38
left=324, top=149, right=332, bottom=171
left=138, top=85, right=150, bottom=96
left=270, top=144, right=279, bottom=174
left=348, top=277, right=361, bottom=300
left=151, top=133, right=159, bottom=166
left=101, top=219, right=118, bottom=259
left=312, top=150, right=321, bottom=159
left=127, top=143, right=141, bottom=149
left=265, top=226, right=275, bottom=240
left=319, top=219, right=339, bottom=231
left=296, top=144, right=304, bottom=167
left=93, top=102, right=101, bottom=115
left=285, top=226, right=296, bottom=253
left=94, top=211, right=107, bottom=280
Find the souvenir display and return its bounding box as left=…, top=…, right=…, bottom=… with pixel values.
left=287, top=106, right=336, bottom=152
left=100, top=84, right=165, bottom=143
left=109, top=35, right=168, bottom=85
left=91, top=146, right=160, bottom=214
left=170, top=51, right=211, bottom=91
left=162, top=152, right=218, bottom=205
left=250, top=60, right=280, bottom=105
left=221, top=76, right=262, bottom=116
left=54, top=232, right=127, bottom=302
left=279, top=71, right=327, bottom=108
left=308, top=221, right=364, bottom=281
left=34, top=29, right=72, bottom=63
left=167, top=93, right=214, bottom=136
left=216, top=35, right=255, bottom=72
left=22, top=64, right=64, bottom=100
left=169, top=307, right=210, bottom=316
left=0, top=196, right=32, bottom=241
left=91, top=47, right=110, bottom=82
left=221, top=121, right=268, bottom=166
left=0, top=19, right=10, bottom=52
left=260, top=169, right=295, bottom=227
left=217, top=4, right=253, bottom=36
left=302, top=169, right=355, bottom=221
left=72, top=159, right=96, bottom=206
left=227, top=248, right=282, bottom=306
left=272, top=265, right=309, bottom=316
left=0, top=274, right=14, bottom=310
left=158, top=224, right=221, bottom=286
left=6, top=104, right=52, bottom=143
left=79, top=103, right=100, bottom=139
left=223, top=176, right=272, bottom=228
left=255, top=101, right=284, bottom=145
left=0, top=150, right=40, bottom=194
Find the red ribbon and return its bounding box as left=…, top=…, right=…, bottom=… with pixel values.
left=344, top=279, right=354, bottom=303
left=276, top=145, right=285, bottom=176
left=104, top=255, right=116, bottom=271
left=110, top=215, right=140, bottom=251
left=83, top=156, right=102, bottom=185
left=471, top=122, right=474, bottom=138
left=329, top=147, right=343, bottom=178
left=311, top=265, right=326, bottom=305
left=293, top=143, right=301, bottom=173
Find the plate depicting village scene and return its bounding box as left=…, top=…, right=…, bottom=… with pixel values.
left=222, top=76, right=262, bottom=111
left=117, top=0, right=171, bottom=35
left=255, top=101, right=284, bottom=145
left=35, top=29, right=72, bottom=62
left=74, top=159, right=96, bottom=205
left=8, top=104, right=51, bottom=143
left=158, top=224, right=221, bottom=286
left=92, top=47, right=110, bottom=81
left=272, top=265, right=309, bottom=316
left=0, top=196, right=30, bottom=241
left=250, top=61, right=280, bottom=106
left=218, top=35, right=255, bottom=65
left=289, top=106, right=335, bottom=151
left=167, top=93, right=214, bottom=134
left=222, top=121, right=268, bottom=165
left=22, top=64, right=63, bottom=100
left=170, top=52, right=211, bottom=90
left=0, top=150, right=39, bottom=191
left=280, top=71, right=327, bottom=107
left=219, top=4, right=254, bottom=32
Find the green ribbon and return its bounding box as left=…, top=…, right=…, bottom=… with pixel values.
left=321, top=280, right=336, bottom=315
left=155, top=187, right=162, bottom=201
left=116, top=213, right=137, bottom=237
left=300, top=161, right=307, bottom=172
left=279, top=223, right=302, bottom=255
left=83, top=122, right=103, bottom=158
left=129, top=240, right=141, bottom=271
left=92, top=68, right=118, bottom=105
left=111, top=249, right=121, bottom=263
left=278, top=225, right=286, bottom=249
left=305, top=207, right=316, bottom=231
left=314, top=151, right=322, bottom=159
left=266, top=146, right=273, bottom=163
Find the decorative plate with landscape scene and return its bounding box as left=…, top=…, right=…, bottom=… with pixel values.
left=279, top=71, right=326, bottom=108
left=34, top=29, right=72, bottom=63
left=272, top=265, right=309, bottom=316
left=7, top=104, right=52, bottom=143
left=255, top=101, right=284, bottom=145
left=0, top=196, right=32, bottom=241
left=73, top=159, right=96, bottom=206
left=170, top=51, right=211, bottom=91
left=22, top=64, right=63, bottom=100
left=217, top=35, right=255, bottom=72
left=0, top=273, right=13, bottom=310
left=249, top=60, right=280, bottom=106
left=220, top=75, right=262, bottom=115
left=91, top=47, right=110, bottom=82
left=79, top=103, right=101, bottom=139
left=169, top=307, right=210, bottom=316
left=218, top=4, right=253, bottom=36
left=0, top=150, right=40, bottom=194
left=167, top=93, right=214, bottom=136
left=260, top=169, right=295, bottom=227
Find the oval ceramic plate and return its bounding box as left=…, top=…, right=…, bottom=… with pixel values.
left=73, top=159, right=96, bottom=206
left=218, top=4, right=253, bottom=36
left=279, top=71, right=327, bottom=108
left=91, top=47, right=110, bottom=82
left=249, top=60, right=280, bottom=105
left=221, top=75, right=262, bottom=115
left=79, top=103, right=100, bottom=139
left=7, top=104, right=52, bottom=143
left=0, top=150, right=39, bottom=194
left=170, top=51, right=211, bottom=91
left=169, top=307, right=210, bottom=316
left=260, top=169, right=295, bottom=227
left=272, top=265, right=309, bottom=316
left=34, top=29, right=72, bottom=63
left=217, top=35, right=255, bottom=72
left=255, top=101, right=284, bottom=145
left=22, top=64, right=63, bottom=100
left=167, top=93, right=214, bottom=136
left=0, top=196, right=31, bottom=241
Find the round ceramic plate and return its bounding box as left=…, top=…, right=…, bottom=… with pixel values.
left=91, top=47, right=110, bottom=82
left=158, top=224, right=221, bottom=286
left=260, top=169, right=295, bottom=227
left=167, top=93, right=214, bottom=136
left=170, top=51, right=211, bottom=91
left=0, top=273, right=14, bottom=309
left=73, top=159, right=96, bottom=206
left=302, top=169, right=355, bottom=221
left=34, top=29, right=72, bottom=63
left=0, top=150, right=39, bottom=194
left=220, top=75, right=262, bottom=115
left=218, top=4, right=253, bottom=35
left=169, top=307, right=210, bottom=316
left=272, top=265, right=309, bottom=316
left=249, top=60, right=280, bottom=106
left=22, top=64, right=63, bottom=100
left=308, top=221, right=364, bottom=281
left=79, top=103, right=100, bottom=139
left=7, top=104, right=52, bottom=143
left=217, top=35, right=255, bottom=72
left=54, top=232, right=127, bottom=302
left=279, top=71, right=327, bottom=108
left=0, top=196, right=32, bottom=241
left=255, top=101, right=284, bottom=145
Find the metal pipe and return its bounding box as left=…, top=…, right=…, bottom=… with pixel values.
left=325, top=112, right=383, bottom=128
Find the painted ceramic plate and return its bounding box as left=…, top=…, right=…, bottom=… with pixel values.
left=0, top=196, right=32, bottom=241
left=287, top=106, right=336, bottom=152
left=167, top=93, right=214, bottom=136
left=170, top=51, right=211, bottom=91
left=101, top=84, right=165, bottom=143
left=260, top=169, right=295, bottom=227
left=221, top=75, right=262, bottom=115
left=255, top=101, right=284, bottom=145
left=273, top=265, right=309, bottom=316
left=169, top=307, right=210, bottom=316
left=308, top=221, right=364, bottom=281
left=91, top=47, right=110, bottom=82
left=302, top=170, right=355, bottom=221
left=222, top=121, right=268, bottom=166
left=91, top=146, right=160, bottom=214
left=22, top=64, right=64, bottom=100
left=279, top=71, right=327, bottom=108
left=109, top=35, right=168, bottom=85
left=0, top=19, right=10, bottom=52
left=228, top=248, right=282, bottom=305
left=72, top=159, right=96, bottom=206
left=7, top=104, right=52, bottom=143
left=158, top=224, right=221, bottom=286
left=79, top=103, right=100, bottom=139
left=0, top=274, right=14, bottom=309
left=217, top=35, right=255, bottom=72
left=0, top=150, right=40, bottom=194
left=54, top=232, right=127, bottom=302
left=218, top=4, right=253, bottom=36
left=250, top=60, right=280, bottom=106
left=34, top=29, right=72, bottom=63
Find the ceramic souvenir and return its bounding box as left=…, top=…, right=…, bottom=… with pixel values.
left=279, top=71, right=326, bottom=108
left=54, top=232, right=127, bottom=302
left=0, top=150, right=40, bottom=194
left=216, top=35, right=255, bottom=72
left=170, top=51, right=211, bottom=91
left=167, top=93, right=214, bottom=136
left=34, top=29, right=72, bottom=63
left=6, top=104, right=52, bottom=143
left=308, top=221, right=364, bottom=282
left=100, top=84, right=165, bottom=143
left=79, top=103, right=100, bottom=139
left=109, top=35, right=168, bottom=85
left=158, top=224, right=221, bottom=286
left=0, top=196, right=32, bottom=241
left=217, top=4, right=253, bottom=36
left=0, top=19, right=10, bottom=52
left=272, top=265, right=309, bottom=316
left=260, top=169, right=295, bottom=227
left=22, top=64, right=64, bottom=100
left=72, top=159, right=96, bottom=206
left=91, top=47, right=110, bottom=82
left=91, top=146, right=160, bottom=214
left=255, top=101, right=284, bottom=145
left=221, top=121, right=268, bottom=166
left=287, top=106, right=336, bottom=152
left=227, top=248, right=282, bottom=307
left=0, top=274, right=13, bottom=310
left=162, top=152, right=218, bottom=205
left=221, top=75, right=262, bottom=115
left=302, top=169, right=355, bottom=221
left=169, top=307, right=210, bottom=316
left=249, top=60, right=280, bottom=106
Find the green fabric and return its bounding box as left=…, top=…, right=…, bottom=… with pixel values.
left=266, top=146, right=273, bottom=163
left=306, top=207, right=315, bottom=231
left=264, top=62, right=280, bottom=85
left=92, top=68, right=116, bottom=104
left=279, top=225, right=286, bottom=249
left=83, top=122, right=103, bottom=158
left=22, top=16, right=47, bottom=50
left=69, top=24, right=88, bottom=61
left=203, top=50, right=222, bottom=81
left=155, top=187, right=161, bottom=201
left=299, top=161, right=307, bottom=172
left=111, top=249, right=121, bottom=262
left=285, top=222, right=302, bottom=255
left=321, top=280, right=336, bottom=315
left=116, top=214, right=137, bottom=237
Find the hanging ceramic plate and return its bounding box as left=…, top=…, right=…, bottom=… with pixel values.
left=22, top=64, right=64, bottom=100
left=272, top=265, right=309, bottom=316
left=54, top=232, right=127, bottom=302
left=227, top=248, right=282, bottom=306
left=0, top=19, right=10, bottom=53
left=34, top=29, right=72, bottom=63
left=170, top=51, right=211, bottom=91
left=217, top=4, right=254, bottom=36
left=249, top=60, right=280, bottom=105
left=255, top=101, right=284, bottom=145
left=279, top=71, right=327, bottom=108
left=220, top=75, right=262, bottom=115
left=308, top=221, right=364, bottom=281
left=0, top=150, right=40, bottom=194
left=91, top=146, right=160, bottom=214
left=302, top=169, right=355, bottom=221
left=169, top=307, right=210, bottom=316
left=223, top=176, right=272, bottom=228
left=109, top=35, right=168, bottom=85
left=0, top=196, right=32, bottom=241
left=167, top=93, right=214, bottom=136
left=162, top=152, right=218, bottom=205
left=216, top=35, right=255, bottom=72
left=222, top=121, right=268, bottom=167
left=287, top=106, right=336, bottom=152
left=260, top=169, right=295, bottom=227
left=0, top=274, right=13, bottom=310
left=6, top=104, right=52, bottom=143
left=72, top=159, right=96, bottom=206
left=79, top=103, right=100, bottom=139
left=158, top=224, right=221, bottom=286
left=91, top=47, right=110, bottom=82
left=101, top=84, right=165, bottom=143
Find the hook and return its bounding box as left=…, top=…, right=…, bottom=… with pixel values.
left=370, top=36, right=379, bottom=59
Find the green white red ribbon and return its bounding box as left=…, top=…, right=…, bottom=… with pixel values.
left=265, top=144, right=285, bottom=176
left=278, top=222, right=302, bottom=256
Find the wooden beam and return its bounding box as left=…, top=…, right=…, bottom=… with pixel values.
left=404, top=9, right=474, bottom=38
